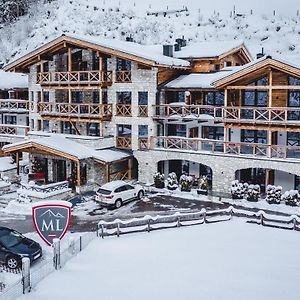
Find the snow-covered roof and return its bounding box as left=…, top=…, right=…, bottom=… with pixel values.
left=213, top=55, right=300, bottom=87
left=173, top=40, right=249, bottom=59
left=68, top=34, right=190, bottom=67
left=164, top=69, right=238, bottom=89
left=3, top=135, right=131, bottom=163
left=0, top=70, right=28, bottom=90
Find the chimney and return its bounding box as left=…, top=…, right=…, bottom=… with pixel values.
left=175, top=36, right=187, bottom=48
left=126, top=35, right=134, bottom=42
left=163, top=45, right=174, bottom=57
left=174, top=43, right=181, bottom=52
left=256, top=47, right=265, bottom=59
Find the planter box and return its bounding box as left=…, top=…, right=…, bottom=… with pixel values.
left=167, top=186, right=177, bottom=191
left=181, top=188, right=191, bottom=192
left=247, top=197, right=259, bottom=202
left=154, top=182, right=165, bottom=189
left=267, top=200, right=280, bottom=205
left=232, top=194, right=243, bottom=200
left=197, top=189, right=208, bottom=195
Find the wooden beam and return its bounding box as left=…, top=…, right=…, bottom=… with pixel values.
left=77, top=160, right=81, bottom=186
left=268, top=69, right=273, bottom=107
left=105, top=163, right=110, bottom=183
left=68, top=48, right=72, bottom=72
left=128, top=158, right=132, bottom=180
left=16, top=152, right=20, bottom=175
left=224, top=88, right=228, bottom=107
left=68, top=89, right=72, bottom=104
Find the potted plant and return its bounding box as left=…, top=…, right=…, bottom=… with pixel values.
left=179, top=174, right=193, bottom=192
left=167, top=172, right=178, bottom=191
left=153, top=172, right=165, bottom=189
left=282, top=190, right=300, bottom=206
left=230, top=180, right=247, bottom=200
left=245, top=184, right=260, bottom=202
left=197, top=175, right=208, bottom=195
left=266, top=185, right=282, bottom=204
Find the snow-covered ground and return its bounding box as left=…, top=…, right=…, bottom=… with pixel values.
left=17, top=220, right=300, bottom=300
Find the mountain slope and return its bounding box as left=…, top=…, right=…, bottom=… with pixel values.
left=1, top=0, right=300, bottom=65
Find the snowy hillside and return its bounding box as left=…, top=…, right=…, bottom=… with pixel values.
left=1, top=0, right=300, bottom=65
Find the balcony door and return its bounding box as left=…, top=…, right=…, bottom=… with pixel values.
left=52, top=159, right=66, bottom=183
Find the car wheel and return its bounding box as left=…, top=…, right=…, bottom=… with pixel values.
left=6, top=256, right=20, bottom=269
left=137, top=190, right=144, bottom=200
left=115, top=199, right=122, bottom=209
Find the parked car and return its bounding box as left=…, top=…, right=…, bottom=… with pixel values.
left=0, top=227, right=42, bottom=269
left=95, top=180, right=144, bottom=208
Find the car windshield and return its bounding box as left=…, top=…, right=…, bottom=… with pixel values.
left=0, top=230, right=24, bottom=248
left=97, top=188, right=112, bottom=195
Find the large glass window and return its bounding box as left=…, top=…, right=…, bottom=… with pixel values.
left=116, top=58, right=131, bottom=71
left=287, top=132, right=300, bottom=146
left=243, top=76, right=268, bottom=107
left=138, top=125, right=148, bottom=137
left=204, top=91, right=224, bottom=106
left=117, top=124, right=132, bottom=136
left=4, top=115, right=16, bottom=125
left=202, top=126, right=224, bottom=140
left=241, top=130, right=267, bottom=144
left=87, top=123, right=100, bottom=136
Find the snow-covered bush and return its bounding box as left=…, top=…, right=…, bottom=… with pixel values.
left=245, top=184, right=260, bottom=202
left=179, top=174, right=193, bottom=192
left=230, top=180, right=248, bottom=199
left=266, top=185, right=282, bottom=204
left=167, top=172, right=178, bottom=191
left=153, top=172, right=165, bottom=189
left=197, top=175, right=208, bottom=195
left=282, top=190, right=300, bottom=206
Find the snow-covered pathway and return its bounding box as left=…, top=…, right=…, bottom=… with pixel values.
left=19, top=220, right=300, bottom=300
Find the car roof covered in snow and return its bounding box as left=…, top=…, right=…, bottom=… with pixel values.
left=99, top=180, right=130, bottom=191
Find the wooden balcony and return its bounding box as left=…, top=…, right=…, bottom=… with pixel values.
left=153, top=104, right=223, bottom=120
left=36, top=71, right=113, bottom=86
left=116, top=136, right=132, bottom=149
left=109, top=170, right=130, bottom=181
left=116, top=104, right=132, bottom=117
left=115, top=71, right=131, bottom=83
left=138, top=105, right=148, bottom=117
left=153, top=104, right=300, bottom=126
left=150, top=136, right=300, bottom=160
left=37, top=103, right=113, bottom=121
left=0, top=100, right=29, bottom=112
left=0, top=124, right=29, bottom=136
left=223, top=107, right=300, bottom=125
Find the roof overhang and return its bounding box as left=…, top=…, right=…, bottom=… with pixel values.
left=213, top=57, right=300, bottom=88
left=4, top=35, right=190, bottom=73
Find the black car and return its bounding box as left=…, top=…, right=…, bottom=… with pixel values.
left=0, top=227, right=42, bottom=269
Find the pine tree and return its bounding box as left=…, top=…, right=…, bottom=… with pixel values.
left=0, top=0, right=32, bottom=24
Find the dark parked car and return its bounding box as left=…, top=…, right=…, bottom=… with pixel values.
left=0, top=227, right=42, bottom=269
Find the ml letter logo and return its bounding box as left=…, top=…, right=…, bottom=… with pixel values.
left=32, top=201, right=72, bottom=246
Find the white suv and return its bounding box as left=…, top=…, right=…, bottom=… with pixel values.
left=95, top=180, right=144, bottom=209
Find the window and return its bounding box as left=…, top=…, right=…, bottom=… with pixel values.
left=288, top=76, right=300, bottom=107
left=138, top=125, right=148, bottom=137
left=117, top=124, right=131, bottom=136
left=287, top=132, right=300, bottom=146
left=93, top=91, right=99, bottom=103
left=125, top=185, right=135, bottom=190
left=116, top=92, right=131, bottom=104
left=116, top=58, right=131, bottom=71
left=72, top=91, right=84, bottom=103
left=224, top=61, right=232, bottom=67
left=87, top=123, right=100, bottom=136
left=43, top=91, right=49, bottom=102
left=202, top=126, right=224, bottom=140
left=243, top=77, right=268, bottom=107
left=43, top=120, right=50, bottom=132
left=138, top=92, right=148, bottom=105
left=4, top=115, right=16, bottom=125
left=241, top=130, right=267, bottom=144
left=205, top=91, right=224, bottom=106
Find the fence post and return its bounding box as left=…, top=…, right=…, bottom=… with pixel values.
left=203, top=209, right=207, bottom=223
left=147, top=219, right=151, bottom=232
left=177, top=216, right=181, bottom=227
left=53, top=238, right=61, bottom=270
left=260, top=213, right=264, bottom=226
left=117, top=223, right=120, bottom=237
left=69, top=237, right=75, bottom=255
left=22, top=257, right=30, bottom=294
left=79, top=236, right=82, bottom=251
left=96, top=224, right=99, bottom=237
left=293, top=218, right=297, bottom=230
left=101, top=224, right=104, bottom=238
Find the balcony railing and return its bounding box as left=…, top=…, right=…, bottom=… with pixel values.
left=115, top=71, right=131, bottom=83
left=138, top=138, right=149, bottom=150
left=37, top=103, right=113, bottom=119
left=223, top=107, right=300, bottom=124
left=0, top=100, right=29, bottom=111
left=0, top=124, right=29, bottom=136
left=153, top=104, right=223, bottom=119
left=36, top=71, right=113, bottom=85
left=153, top=104, right=300, bottom=125
left=116, top=104, right=132, bottom=116
left=150, top=136, right=300, bottom=160
left=116, top=136, right=132, bottom=149
left=138, top=105, right=148, bottom=117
